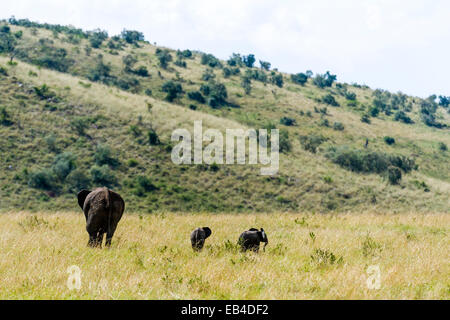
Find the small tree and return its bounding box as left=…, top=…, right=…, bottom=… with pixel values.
left=313, top=71, right=337, bottom=88
left=259, top=60, right=271, bottom=70
left=122, top=54, right=137, bottom=71
left=291, top=73, right=308, bottom=85
left=387, top=166, right=402, bottom=185
left=162, top=80, right=183, bottom=102
left=271, top=72, right=283, bottom=88
left=241, top=76, right=252, bottom=95
left=120, top=29, right=145, bottom=44
left=243, top=54, right=256, bottom=68
left=156, top=48, right=172, bottom=69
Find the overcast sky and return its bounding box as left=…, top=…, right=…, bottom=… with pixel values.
left=3, top=0, right=449, bottom=97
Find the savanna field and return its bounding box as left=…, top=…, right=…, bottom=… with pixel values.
left=0, top=19, right=449, bottom=300
left=0, top=212, right=448, bottom=299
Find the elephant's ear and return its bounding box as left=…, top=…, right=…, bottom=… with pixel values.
left=203, top=227, right=212, bottom=238
left=77, top=190, right=91, bottom=210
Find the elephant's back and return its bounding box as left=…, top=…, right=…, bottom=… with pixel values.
left=240, top=231, right=258, bottom=243
left=191, top=228, right=205, bottom=242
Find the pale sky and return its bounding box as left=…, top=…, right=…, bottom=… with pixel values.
left=3, top=0, right=450, bottom=97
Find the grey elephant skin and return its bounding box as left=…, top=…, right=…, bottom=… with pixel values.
left=238, top=228, right=268, bottom=252
left=190, top=227, right=212, bottom=251
left=77, top=187, right=125, bottom=247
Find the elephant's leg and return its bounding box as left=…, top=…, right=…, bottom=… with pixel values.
left=105, top=224, right=118, bottom=247
left=88, top=232, right=97, bottom=247
left=96, top=232, right=104, bottom=248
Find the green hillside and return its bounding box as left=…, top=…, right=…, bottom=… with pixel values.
left=0, top=18, right=449, bottom=213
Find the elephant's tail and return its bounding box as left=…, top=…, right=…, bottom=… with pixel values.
left=105, top=187, right=112, bottom=238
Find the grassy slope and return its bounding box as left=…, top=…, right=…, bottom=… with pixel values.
left=0, top=24, right=449, bottom=212
left=0, top=212, right=448, bottom=299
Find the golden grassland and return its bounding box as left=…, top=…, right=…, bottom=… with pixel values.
left=0, top=211, right=448, bottom=299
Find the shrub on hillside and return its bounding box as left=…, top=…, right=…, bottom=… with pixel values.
left=90, top=165, right=116, bottom=187
left=94, top=144, right=119, bottom=167
left=438, top=142, right=447, bottom=151
left=387, top=166, right=402, bottom=185
left=325, top=146, right=416, bottom=178
left=394, top=111, right=413, bottom=124
left=148, top=128, right=161, bottom=145
left=162, top=80, right=183, bottom=102
left=291, top=73, right=308, bottom=85
left=0, top=106, right=13, bottom=126
left=52, top=152, right=76, bottom=180
left=280, top=117, right=296, bottom=126
left=187, top=91, right=205, bottom=103
left=271, top=72, right=283, bottom=88
left=201, top=53, right=221, bottom=68
left=279, top=129, right=291, bottom=153
left=120, top=29, right=144, bottom=44
left=333, top=122, right=345, bottom=131
left=361, top=114, right=371, bottom=124
left=259, top=60, right=271, bottom=70
left=156, top=48, right=172, bottom=69
left=313, top=71, right=336, bottom=88
left=322, top=94, right=339, bottom=106
left=243, top=54, right=256, bottom=68
left=28, top=168, right=55, bottom=190
left=65, top=169, right=91, bottom=192
left=299, top=134, right=326, bottom=153
left=384, top=136, right=395, bottom=145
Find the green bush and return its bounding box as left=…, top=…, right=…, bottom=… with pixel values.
left=325, top=146, right=416, bottom=176
left=174, top=59, right=186, bottom=68
left=299, top=135, right=326, bottom=153
left=0, top=106, right=13, bottom=126
left=162, top=80, right=183, bottom=102
left=333, top=122, right=345, bottom=131
left=291, top=73, right=308, bottom=85
left=187, top=91, right=205, bottom=103
left=271, top=72, right=283, bottom=88
left=127, top=159, right=139, bottom=167
left=90, top=165, right=116, bottom=187
left=361, top=114, right=371, bottom=124
left=52, top=152, right=76, bottom=180
left=201, top=53, right=221, bottom=68
left=322, top=94, right=339, bottom=106
left=28, top=168, right=55, bottom=190
left=94, top=144, right=119, bottom=167
left=279, top=130, right=291, bottom=153
left=313, top=71, right=336, bottom=88
left=394, top=111, right=413, bottom=124
left=133, top=175, right=158, bottom=196
left=148, top=128, right=161, bottom=145
left=120, top=29, right=144, bottom=44
left=156, top=48, right=172, bottom=69
left=280, top=117, right=296, bottom=126
left=384, top=136, right=395, bottom=145
left=387, top=166, right=402, bottom=184
left=70, top=117, right=89, bottom=135
left=243, top=54, right=256, bottom=68
left=65, top=169, right=90, bottom=192
left=438, top=142, right=447, bottom=151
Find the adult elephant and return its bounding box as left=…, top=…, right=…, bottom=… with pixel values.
left=77, top=187, right=125, bottom=248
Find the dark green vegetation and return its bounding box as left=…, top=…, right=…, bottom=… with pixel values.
left=0, top=18, right=449, bottom=213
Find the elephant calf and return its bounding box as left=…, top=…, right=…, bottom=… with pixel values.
left=190, top=227, right=212, bottom=251
left=77, top=187, right=125, bottom=248
left=238, top=228, right=268, bottom=252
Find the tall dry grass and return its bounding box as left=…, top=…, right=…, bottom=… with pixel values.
left=0, top=212, right=448, bottom=299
